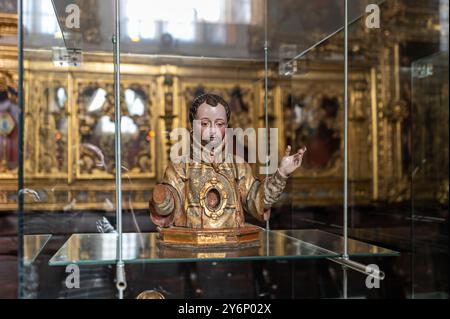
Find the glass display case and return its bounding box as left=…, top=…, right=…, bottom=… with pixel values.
left=7, top=0, right=448, bottom=299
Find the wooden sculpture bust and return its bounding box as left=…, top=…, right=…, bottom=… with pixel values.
left=149, top=93, right=306, bottom=248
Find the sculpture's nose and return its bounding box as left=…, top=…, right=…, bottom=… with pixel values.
left=208, top=126, right=220, bottom=139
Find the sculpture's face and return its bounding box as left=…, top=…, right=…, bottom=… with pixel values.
left=193, top=102, right=228, bottom=147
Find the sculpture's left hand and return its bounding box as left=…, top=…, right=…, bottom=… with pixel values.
left=278, top=145, right=307, bottom=177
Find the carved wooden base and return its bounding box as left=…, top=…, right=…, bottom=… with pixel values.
left=157, top=224, right=261, bottom=249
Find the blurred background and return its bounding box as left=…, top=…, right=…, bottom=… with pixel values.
left=0, top=0, right=448, bottom=298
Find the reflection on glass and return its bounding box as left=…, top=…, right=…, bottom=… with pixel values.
left=125, top=89, right=144, bottom=116
left=24, top=0, right=59, bottom=35
left=78, top=84, right=154, bottom=176
left=0, top=0, right=17, bottom=13
left=86, top=88, right=107, bottom=113
left=124, top=0, right=252, bottom=43
left=282, top=230, right=398, bottom=257
left=283, top=92, right=341, bottom=170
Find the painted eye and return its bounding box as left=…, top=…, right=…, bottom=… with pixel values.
left=201, top=122, right=210, bottom=127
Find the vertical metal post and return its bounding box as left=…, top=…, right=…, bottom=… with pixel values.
left=264, top=0, right=269, bottom=232
left=113, top=0, right=126, bottom=299
left=342, top=265, right=348, bottom=299
left=343, top=0, right=349, bottom=260
left=17, top=0, right=24, bottom=299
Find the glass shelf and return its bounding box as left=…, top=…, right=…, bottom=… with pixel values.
left=48, top=229, right=398, bottom=266
left=281, top=230, right=399, bottom=257
left=23, top=234, right=52, bottom=266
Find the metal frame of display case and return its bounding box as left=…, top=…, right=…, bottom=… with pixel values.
left=113, top=0, right=126, bottom=298
left=17, top=0, right=24, bottom=299
left=16, top=0, right=398, bottom=299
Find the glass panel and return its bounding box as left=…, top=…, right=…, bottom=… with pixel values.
left=411, top=51, right=449, bottom=298
left=267, top=0, right=385, bottom=63
left=266, top=0, right=347, bottom=299
left=117, top=0, right=272, bottom=271
left=119, top=0, right=266, bottom=59
left=50, top=0, right=121, bottom=52
left=23, top=234, right=52, bottom=265
left=347, top=0, right=449, bottom=299
left=18, top=0, right=116, bottom=298
left=12, top=0, right=413, bottom=299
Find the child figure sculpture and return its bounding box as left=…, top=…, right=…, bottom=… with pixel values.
left=149, top=94, right=306, bottom=248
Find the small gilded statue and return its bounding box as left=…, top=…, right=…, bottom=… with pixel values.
left=149, top=93, right=306, bottom=248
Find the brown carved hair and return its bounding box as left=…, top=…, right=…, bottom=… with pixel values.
left=189, top=93, right=231, bottom=125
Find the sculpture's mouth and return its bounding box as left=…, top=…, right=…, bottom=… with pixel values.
left=207, top=134, right=222, bottom=146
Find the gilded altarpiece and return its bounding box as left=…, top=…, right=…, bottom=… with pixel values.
left=0, top=56, right=384, bottom=210
left=277, top=66, right=373, bottom=207
left=7, top=59, right=158, bottom=211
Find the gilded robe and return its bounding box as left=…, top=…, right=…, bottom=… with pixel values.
left=150, top=152, right=288, bottom=229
